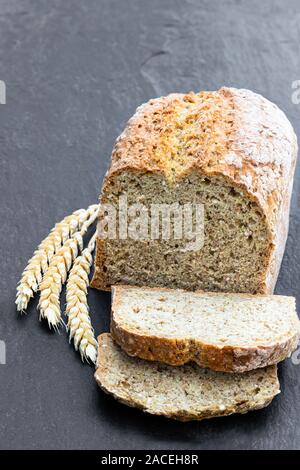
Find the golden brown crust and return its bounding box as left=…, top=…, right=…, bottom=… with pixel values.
left=105, top=87, right=297, bottom=216
left=108, top=90, right=234, bottom=180
left=111, top=319, right=299, bottom=373
left=110, top=285, right=300, bottom=373
left=91, top=88, right=298, bottom=293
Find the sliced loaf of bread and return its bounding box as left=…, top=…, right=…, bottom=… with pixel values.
left=111, top=285, right=300, bottom=372
left=95, top=334, right=280, bottom=421
left=91, top=88, right=298, bottom=295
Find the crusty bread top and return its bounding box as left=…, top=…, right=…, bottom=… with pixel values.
left=95, top=334, right=280, bottom=421
left=103, top=88, right=297, bottom=229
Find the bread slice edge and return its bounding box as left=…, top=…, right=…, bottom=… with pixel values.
left=110, top=285, right=300, bottom=373
left=95, top=333, right=280, bottom=422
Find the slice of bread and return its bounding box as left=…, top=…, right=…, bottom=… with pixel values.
left=95, top=334, right=280, bottom=421
left=111, top=285, right=300, bottom=372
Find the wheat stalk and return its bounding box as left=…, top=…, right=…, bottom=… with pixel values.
left=16, top=204, right=98, bottom=312
left=38, top=209, right=99, bottom=330
left=65, top=231, right=98, bottom=364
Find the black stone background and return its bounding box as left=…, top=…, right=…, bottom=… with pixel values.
left=0, top=0, right=300, bottom=450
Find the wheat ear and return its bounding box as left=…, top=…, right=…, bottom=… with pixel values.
left=65, top=231, right=98, bottom=364
left=38, top=209, right=99, bottom=330
left=16, top=204, right=98, bottom=312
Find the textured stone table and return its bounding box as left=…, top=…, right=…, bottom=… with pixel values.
left=0, top=0, right=300, bottom=450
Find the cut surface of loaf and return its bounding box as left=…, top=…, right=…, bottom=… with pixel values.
left=95, top=334, right=280, bottom=422
left=91, top=87, right=297, bottom=295
left=111, top=286, right=300, bottom=373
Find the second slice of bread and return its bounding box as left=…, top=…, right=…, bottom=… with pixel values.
left=111, top=285, right=300, bottom=373
left=96, top=334, right=280, bottom=421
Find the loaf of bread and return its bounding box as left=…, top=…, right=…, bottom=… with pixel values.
left=91, top=87, right=297, bottom=294
left=110, top=285, right=300, bottom=373
left=95, top=334, right=280, bottom=421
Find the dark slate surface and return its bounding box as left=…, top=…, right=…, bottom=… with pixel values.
left=0, top=0, right=300, bottom=450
